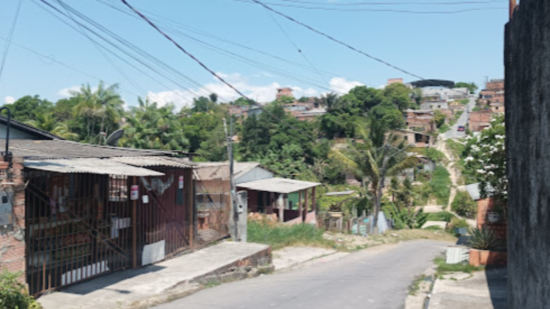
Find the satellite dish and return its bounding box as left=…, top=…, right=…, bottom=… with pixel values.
left=106, top=129, right=124, bottom=147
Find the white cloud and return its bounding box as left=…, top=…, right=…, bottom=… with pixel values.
left=4, top=96, right=15, bottom=104
left=57, top=85, right=81, bottom=98
left=329, top=77, right=363, bottom=94
left=146, top=72, right=323, bottom=109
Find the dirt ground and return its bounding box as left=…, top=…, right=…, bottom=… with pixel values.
left=324, top=229, right=457, bottom=251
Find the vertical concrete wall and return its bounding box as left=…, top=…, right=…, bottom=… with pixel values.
left=505, top=1, right=550, bottom=307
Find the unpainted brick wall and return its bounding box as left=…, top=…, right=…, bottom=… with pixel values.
left=0, top=158, right=26, bottom=276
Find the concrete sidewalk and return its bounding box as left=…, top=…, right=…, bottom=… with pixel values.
left=429, top=268, right=507, bottom=309
left=38, top=242, right=271, bottom=309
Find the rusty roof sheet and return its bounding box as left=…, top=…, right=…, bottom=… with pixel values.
left=24, top=158, right=164, bottom=176
left=109, top=156, right=195, bottom=168
left=4, top=140, right=173, bottom=159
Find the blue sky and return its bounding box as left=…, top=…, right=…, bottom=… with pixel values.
left=0, top=0, right=508, bottom=108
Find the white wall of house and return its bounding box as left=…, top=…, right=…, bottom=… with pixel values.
left=235, top=166, right=274, bottom=185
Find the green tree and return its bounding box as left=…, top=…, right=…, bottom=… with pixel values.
left=433, top=110, right=446, bottom=128
left=383, top=83, right=412, bottom=111
left=370, top=100, right=405, bottom=129
left=455, top=82, right=478, bottom=94
left=196, top=125, right=228, bottom=161
left=24, top=112, right=79, bottom=140
left=330, top=118, right=419, bottom=230
left=2, top=95, right=53, bottom=122
left=71, top=81, right=124, bottom=142
left=277, top=96, right=295, bottom=104
left=317, top=92, right=341, bottom=112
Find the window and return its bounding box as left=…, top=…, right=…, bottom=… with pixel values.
left=109, top=176, right=128, bottom=202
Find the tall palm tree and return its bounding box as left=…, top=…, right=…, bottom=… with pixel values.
left=318, top=92, right=341, bottom=112
left=25, top=112, right=79, bottom=140
left=71, top=81, right=123, bottom=142
left=330, top=118, right=419, bottom=231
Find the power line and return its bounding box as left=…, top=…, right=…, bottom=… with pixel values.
left=251, top=0, right=424, bottom=80
left=269, top=0, right=506, bottom=6
left=119, top=0, right=315, bottom=137
left=263, top=7, right=329, bottom=86
left=0, top=0, right=23, bottom=89
left=0, top=36, right=142, bottom=98
left=232, top=0, right=506, bottom=13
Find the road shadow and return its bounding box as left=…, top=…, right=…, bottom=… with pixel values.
left=41, top=264, right=166, bottom=296
left=485, top=267, right=508, bottom=309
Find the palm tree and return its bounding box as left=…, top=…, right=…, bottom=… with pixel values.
left=71, top=81, right=123, bottom=142
left=318, top=92, right=341, bottom=112
left=25, top=112, right=79, bottom=140
left=330, top=118, right=419, bottom=231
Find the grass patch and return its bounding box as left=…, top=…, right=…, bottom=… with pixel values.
left=429, top=166, right=452, bottom=206
left=388, top=229, right=457, bottom=243
left=451, top=191, right=477, bottom=219
left=434, top=256, right=484, bottom=275
left=426, top=211, right=455, bottom=222
left=409, top=274, right=426, bottom=296
left=460, top=99, right=470, bottom=105
left=438, top=124, right=450, bottom=133
left=248, top=219, right=337, bottom=250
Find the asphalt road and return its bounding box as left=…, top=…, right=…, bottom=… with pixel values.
left=154, top=240, right=449, bottom=309
left=443, top=95, right=477, bottom=139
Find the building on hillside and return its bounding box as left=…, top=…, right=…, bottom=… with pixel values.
left=469, top=110, right=493, bottom=131
left=388, top=78, right=404, bottom=85
left=276, top=87, right=294, bottom=100
left=480, top=79, right=505, bottom=105
left=295, top=109, right=326, bottom=122
left=284, top=102, right=314, bottom=111
left=392, top=129, right=435, bottom=148
left=490, top=102, right=505, bottom=113
left=404, top=109, right=435, bottom=132
left=420, top=101, right=449, bottom=110
left=421, top=87, right=469, bottom=102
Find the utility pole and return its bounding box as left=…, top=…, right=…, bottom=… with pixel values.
left=223, top=118, right=239, bottom=241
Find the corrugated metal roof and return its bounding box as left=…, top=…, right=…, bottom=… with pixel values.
left=4, top=140, right=173, bottom=159
left=237, top=177, right=320, bottom=194
left=109, top=156, right=195, bottom=168
left=24, top=158, right=164, bottom=176
left=194, top=162, right=260, bottom=179
left=465, top=183, right=494, bottom=200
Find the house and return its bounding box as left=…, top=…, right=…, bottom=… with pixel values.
left=276, top=87, right=294, bottom=100
left=237, top=177, right=320, bottom=225
left=420, top=101, right=449, bottom=111
left=404, top=109, right=435, bottom=132
left=469, top=110, right=493, bottom=131
left=421, top=87, right=469, bottom=102
left=480, top=79, right=505, bottom=105
left=392, top=129, right=436, bottom=148
left=465, top=183, right=506, bottom=240
left=294, top=108, right=326, bottom=122
left=0, top=133, right=231, bottom=296
left=0, top=115, right=61, bottom=140
left=490, top=102, right=505, bottom=113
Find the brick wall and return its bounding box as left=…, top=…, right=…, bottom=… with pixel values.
left=469, top=110, right=493, bottom=131
left=476, top=197, right=507, bottom=240
left=0, top=158, right=27, bottom=277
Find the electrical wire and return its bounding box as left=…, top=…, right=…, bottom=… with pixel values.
left=232, top=0, right=506, bottom=13
left=0, top=0, right=23, bottom=89
left=120, top=0, right=317, bottom=138
left=0, top=36, right=142, bottom=98
left=251, top=0, right=424, bottom=80
left=265, top=0, right=506, bottom=6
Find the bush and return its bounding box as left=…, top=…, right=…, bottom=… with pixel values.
left=429, top=166, right=452, bottom=205
left=426, top=211, right=455, bottom=222
left=438, top=124, right=450, bottom=133
left=451, top=191, right=477, bottom=219
left=0, top=271, right=42, bottom=309
left=469, top=227, right=498, bottom=250
left=247, top=219, right=335, bottom=250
